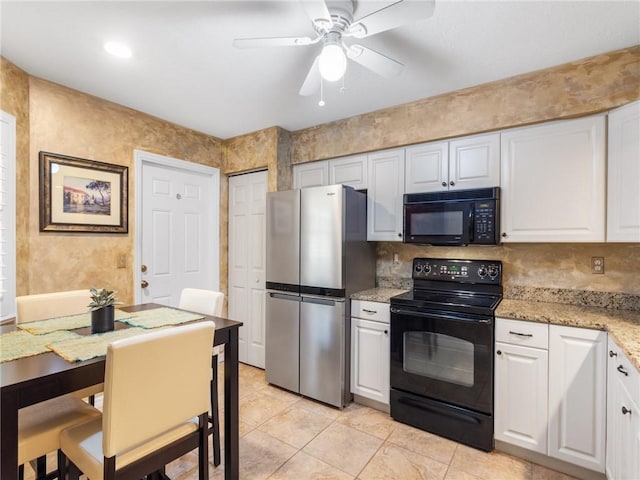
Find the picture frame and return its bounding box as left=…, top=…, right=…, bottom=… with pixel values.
left=39, top=151, right=128, bottom=233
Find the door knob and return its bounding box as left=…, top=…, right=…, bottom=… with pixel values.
left=141, top=280, right=149, bottom=288
left=141, top=264, right=148, bottom=273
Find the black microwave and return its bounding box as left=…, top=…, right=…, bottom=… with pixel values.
left=403, top=187, right=500, bottom=246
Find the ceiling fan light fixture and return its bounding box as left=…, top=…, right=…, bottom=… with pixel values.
left=319, top=42, right=347, bottom=82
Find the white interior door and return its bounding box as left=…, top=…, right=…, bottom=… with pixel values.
left=228, top=171, right=267, bottom=368
left=136, top=151, right=219, bottom=306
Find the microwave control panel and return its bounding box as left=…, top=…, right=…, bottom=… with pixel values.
left=413, top=258, right=502, bottom=284
left=473, top=200, right=497, bottom=244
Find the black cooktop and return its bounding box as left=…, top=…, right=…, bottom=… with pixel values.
left=390, top=258, right=503, bottom=316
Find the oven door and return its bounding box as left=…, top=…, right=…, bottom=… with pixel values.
left=390, top=305, right=494, bottom=414
left=403, top=200, right=474, bottom=245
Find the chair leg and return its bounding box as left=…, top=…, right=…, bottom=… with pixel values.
left=199, top=413, right=210, bottom=480
left=18, top=464, right=24, bottom=480
left=89, top=394, right=95, bottom=406
left=36, top=455, right=47, bottom=480
left=210, top=355, right=221, bottom=467
left=67, top=461, right=80, bottom=480
left=57, top=449, right=67, bottom=480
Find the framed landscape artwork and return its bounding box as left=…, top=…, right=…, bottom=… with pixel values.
left=39, top=152, right=128, bottom=233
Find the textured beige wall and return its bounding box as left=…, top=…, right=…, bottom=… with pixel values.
left=1, top=58, right=30, bottom=296
left=291, top=46, right=640, bottom=163
left=378, top=243, right=640, bottom=295
left=27, top=77, right=225, bottom=304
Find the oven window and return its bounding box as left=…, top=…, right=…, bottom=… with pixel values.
left=410, top=211, right=463, bottom=236
left=403, top=331, right=474, bottom=387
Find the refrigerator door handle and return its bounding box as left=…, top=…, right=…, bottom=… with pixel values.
left=268, top=292, right=302, bottom=302
left=301, top=296, right=345, bottom=306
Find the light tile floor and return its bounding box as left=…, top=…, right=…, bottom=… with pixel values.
left=23, top=363, right=579, bottom=480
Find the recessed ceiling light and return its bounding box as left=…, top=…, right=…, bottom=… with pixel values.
left=104, top=41, right=132, bottom=59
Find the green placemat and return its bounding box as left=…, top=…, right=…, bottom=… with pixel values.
left=17, top=309, right=134, bottom=335
left=47, top=327, right=150, bottom=362
left=0, top=330, right=80, bottom=363
left=120, top=307, right=205, bottom=329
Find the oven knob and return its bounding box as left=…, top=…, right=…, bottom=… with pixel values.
left=423, top=265, right=431, bottom=274
left=477, top=267, right=487, bottom=278
left=415, top=264, right=423, bottom=273
left=488, top=266, right=499, bottom=278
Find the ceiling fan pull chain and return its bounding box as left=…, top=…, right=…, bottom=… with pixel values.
left=318, top=76, right=325, bottom=107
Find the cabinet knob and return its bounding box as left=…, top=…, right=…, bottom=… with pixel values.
left=622, top=406, right=632, bottom=415
left=502, top=232, right=507, bottom=238
left=441, top=182, right=447, bottom=187
left=617, top=365, right=629, bottom=376
left=398, top=233, right=402, bottom=238
left=496, top=350, right=502, bottom=356
left=384, top=330, right=388, bottom=335
left=609, top=350, right=618, bottom=358
left=449, top=181, right=455, bottom=186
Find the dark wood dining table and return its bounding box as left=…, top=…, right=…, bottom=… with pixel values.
left=0, top=303, right=243, bottom=480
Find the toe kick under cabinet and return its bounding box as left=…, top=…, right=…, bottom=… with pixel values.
left=351, top=300, right=390, bottom=410
left=495, top=318, right=607, bottom=474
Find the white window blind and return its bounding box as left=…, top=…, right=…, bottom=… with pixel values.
left=0, top=111, right=16, bottom=320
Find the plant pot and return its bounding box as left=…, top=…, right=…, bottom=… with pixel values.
left=91, top=305, right=115, bottom=333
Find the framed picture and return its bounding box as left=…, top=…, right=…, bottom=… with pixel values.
left=39, top=152, right=128, bottom=233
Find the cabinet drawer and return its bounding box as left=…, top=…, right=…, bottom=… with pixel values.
left=609, top=337, right=639, bottom=402
left=496, top=317, right=548, bottom=349
left=352, top=300, right=389, bottom=324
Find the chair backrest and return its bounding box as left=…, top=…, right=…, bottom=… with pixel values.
left=102, top=321, right=215, bottom=457
left=179, top=288, right=224, bottom=317
left=15, top=289, right=91, bottom=323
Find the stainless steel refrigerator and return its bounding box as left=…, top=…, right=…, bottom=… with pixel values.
left=265, top=184, right=376, bottom=408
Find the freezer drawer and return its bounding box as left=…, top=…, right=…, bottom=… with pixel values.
left=265, top=292, right=300, bottom=392
left=300, top=296, right=346, bottom=407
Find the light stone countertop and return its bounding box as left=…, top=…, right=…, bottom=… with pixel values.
left=351, top=288, right=408, bottom=303
left=351, top=287, right=640, bottom=371
left=497, top=299, right=640, bottom=371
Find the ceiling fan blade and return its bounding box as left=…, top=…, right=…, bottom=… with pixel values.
left=299, top=0, right=333, bottom=28
left=232, top=36, right=315, bottom=48
left=299, top=56, right=321, bottom=96
left=346, top=44, right=403, bottom=77
left=346, top=0, right=435, bottom=38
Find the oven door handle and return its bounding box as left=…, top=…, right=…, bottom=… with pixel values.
left=390, top=307, right=492, bottom=323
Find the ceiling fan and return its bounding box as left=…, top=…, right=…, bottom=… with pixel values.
left=232, top=0, right=436, bottom=96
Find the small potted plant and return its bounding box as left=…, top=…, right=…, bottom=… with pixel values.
left=89, top=287, right=119, bottom=333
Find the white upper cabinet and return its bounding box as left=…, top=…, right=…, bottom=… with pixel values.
left=367, top=148, right=405, bottom=241
left=329, top=154, right=368, bottom=190
left=405, top=141, right=449, bottom=193
left=293, top=161, right=329, bottom=188
left=500, top=115, right=606, bottom=242
left=449, top=132, right=501, bottom=190
left=607, top=101, right=640, bottom=242
left=405, top=133, right=500, bottom=193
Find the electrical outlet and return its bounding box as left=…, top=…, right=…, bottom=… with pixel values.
left=117, top=254, right=127, bottom=269
left=591, top=257, right=604, bottom=274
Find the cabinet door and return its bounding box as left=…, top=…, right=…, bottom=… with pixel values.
left=351, top=317, right=390, bottom=405
left=367, top=148, right=405, bottom=241
left=405, top=141, right=449, bottom=193
left=329, top=154, right=367, bottom=190
left=501, top=115, right=606, bottom=242
left=607, top=101, right=640, bottom=242
left=494, top=342, right=548, bottom=454
left=449, top=132, right=500, bottom=190
left=548, top=325, right=607, bottom=472
left=293, top=161, right=329, bottom=188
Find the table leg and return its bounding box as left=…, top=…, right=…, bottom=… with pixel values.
left=1, top=392, right=19, bottom=479
left=223, top=328, right=239, bottom=480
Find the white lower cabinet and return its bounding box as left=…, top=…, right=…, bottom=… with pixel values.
left=495, top=318, right=549, bottom=453
left=606, top=337, right=640, bottom=480
left=548, top=324, right=607, bottom=473
left=495, top=319, right=607, bottom=474
left=350, top=300, right=390, bottom=406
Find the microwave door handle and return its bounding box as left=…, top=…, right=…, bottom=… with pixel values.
left=468, top=208, right=475, bottom=243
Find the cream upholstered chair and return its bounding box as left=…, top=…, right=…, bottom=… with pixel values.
left=16, top=290, right=104, bottom=480
left=16, top=290, right=103, bottom=402
left=178, top=288, right=224, bottom=467
left=18, top=396, right=101, bottom=480
left=60, top=321, right=215, bottom=480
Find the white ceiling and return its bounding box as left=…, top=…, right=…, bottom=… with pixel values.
left=1, top=1, right=639, bottom=140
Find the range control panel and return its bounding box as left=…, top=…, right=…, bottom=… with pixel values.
left=412, top=258, right=502, bottom=285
